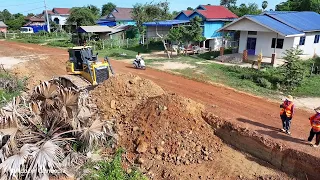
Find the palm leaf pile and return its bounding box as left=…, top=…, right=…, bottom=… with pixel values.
left=0, top=80, right=117, bottom=180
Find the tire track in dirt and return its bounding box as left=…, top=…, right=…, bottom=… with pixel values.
left=0, top=41, right=318, bottom=159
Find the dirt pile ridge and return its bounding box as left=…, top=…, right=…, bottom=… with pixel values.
left=91, top=73, right=165, bottom=120
left=119, top=93, right=225, bottom=179
left=91, top=74, right=293, bottom=180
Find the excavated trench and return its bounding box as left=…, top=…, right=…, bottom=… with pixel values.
left=202, top=112, right=320, bottom=180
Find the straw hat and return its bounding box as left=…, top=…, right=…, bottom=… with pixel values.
left=286, top=95, right=294, bottom=102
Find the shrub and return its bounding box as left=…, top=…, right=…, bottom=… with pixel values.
left=198, top=48, right=233, bottom=60
left=80, top=149, right=147, bottom=180
left=47, top=40, right=75, bottom=47
left=282, top=47, right=305, bottom=92
left=257, top=77, right=272, bottom=89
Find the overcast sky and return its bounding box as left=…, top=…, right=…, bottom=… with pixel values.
left=0, top=0, right=283, bottom=15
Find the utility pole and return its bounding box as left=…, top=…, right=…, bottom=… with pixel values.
left=44, top=0, right=51, bottom=33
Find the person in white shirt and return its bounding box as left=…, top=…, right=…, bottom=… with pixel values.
left=136, top=52, right=142, bottom=61
left=135, top=52, right=142, bottom=66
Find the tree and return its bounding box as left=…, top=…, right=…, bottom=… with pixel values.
left=132, top=1, right=172, bottom=34
left=187, top=7, right=193, bottom=10
left=220, top=0, right=237, bottom=8
left=168, top=26, right=183, bottom=45
left=101, top=2, right=116, bottom=16
left=87, top=5, right=100, bottom=18
left=6, top=13, right=25, bottom=30
left=172, top=11, right=179, bottom=17
left=2, top=9, right=12, bottom=22
left=168, top=16, right=205, bottom=46
left=66, top=7, right=96, bottom=27
left=232, top=3, right=262, bottom=17
left=282, top=47, right=305, bottom=92
left=262, top=1, right=268, bottom=11
left=275, top=0, right=320, bottom=13
left=27, top=13, right=35, bottom=17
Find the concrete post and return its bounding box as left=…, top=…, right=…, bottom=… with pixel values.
left=243, top=50, right=248, bottom=62
left=271, top=53, right=276, bottom=66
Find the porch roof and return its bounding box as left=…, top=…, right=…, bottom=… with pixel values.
left=218, top=15, right=305, bottom=37
left=143, top=20, right=190, bottom=27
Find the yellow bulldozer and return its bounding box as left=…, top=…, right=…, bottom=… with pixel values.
left=57, top=46, right=114, bottom=90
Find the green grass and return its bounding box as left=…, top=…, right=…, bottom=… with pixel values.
left=81, top=149, right=147, bottom=180
left=0, top=72, right=27, bottom=106
left=97, top=42, right=165, bottom=60
left=294, top=75, right=320, bottom=97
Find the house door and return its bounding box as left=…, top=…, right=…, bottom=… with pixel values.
left=246, top=38, right=256, bottom=55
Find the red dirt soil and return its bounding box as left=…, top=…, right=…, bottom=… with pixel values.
left=0, top=41, right=318, bottom=160
left=91, top=74, right=292, bottom=179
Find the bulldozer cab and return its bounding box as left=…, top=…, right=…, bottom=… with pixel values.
left=68, top=46, right=98, bottom=71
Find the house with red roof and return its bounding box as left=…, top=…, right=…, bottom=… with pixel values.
left=175, top=5, right=238, bottom=49
left=46, top=8, right=71, bottom=28
left=97, top=7, right=135, bottom=26
left=143, top=5, right=238, bottom=50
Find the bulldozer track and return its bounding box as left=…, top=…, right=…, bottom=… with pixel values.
left=58, top=74, right=92, bottom=90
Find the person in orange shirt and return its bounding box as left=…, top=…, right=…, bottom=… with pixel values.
left=280, top=95, right=294, bottom=135
left=308, top=107, right=320, bottom=147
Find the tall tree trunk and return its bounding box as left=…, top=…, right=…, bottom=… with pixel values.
left=156, top=32, right=171, bottom=59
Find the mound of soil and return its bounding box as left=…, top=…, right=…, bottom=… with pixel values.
left=91, top=73, right=165, bottom=120
left=118, top=93, right=224, bottom=179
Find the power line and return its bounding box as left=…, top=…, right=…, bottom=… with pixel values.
left=19, top=7, right=44, bottom=14
left=0, top=1, right=43, bottom=8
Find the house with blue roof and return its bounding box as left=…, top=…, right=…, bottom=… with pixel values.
left=218, top=11, right=320, bottom=58
left=143, top=5, right=238, bottom=50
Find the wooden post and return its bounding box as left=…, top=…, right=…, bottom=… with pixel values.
left=102, top=41, right=105, bottom=50
left=243, top=50, right=248, bottom=62
left=220, top=47, right=225, bottom=56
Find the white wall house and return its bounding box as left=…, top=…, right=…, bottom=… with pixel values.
left=46, top=8, right=71, bottom=28
left=219, top=11, right=320, bottom=59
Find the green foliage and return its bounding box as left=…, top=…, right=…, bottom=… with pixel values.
left=101, top=3, right=116, bottom=16
left=168, top=16, right=205, bottom=45
left=47, top=40, right=75, bottom=47
left=132, top=1, right=172, bottom=34
left=0, top=72, right=27, bottom=106
left=187, top=7, right=194, bottom=10
left=67, top=7, right=96, bottom=27
left=276, top=0, right=320, bottom=13
left=282, top=47, right=305, bottom=92
left=262, top=1, right=268, bottom=10
left=87, top=5, right=101, bottom=18
left=257, top=77, right=272, bottom=89
left=231, top=3, right=263, bottom=17
left=198, top=48, right=233, bottom=60
left=294, top=75, right=320, bottom=97
left=220, top=0, right=237, bottom=8
left=125, top=26, right=139, bottom=39
left=168, top=26, right=183, bottom=44
left=81, top=149, right=147, bottom=180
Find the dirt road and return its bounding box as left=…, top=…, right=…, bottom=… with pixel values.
left=0, top=41, right=318, bottom=159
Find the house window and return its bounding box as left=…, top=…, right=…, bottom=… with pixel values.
left=299, top=36, right=306, bottom=45
left=314, top=35, right=320, bottom=43
left=271, top=38, right=284, bottom=49
left=248, top=31, right=257, bottom=35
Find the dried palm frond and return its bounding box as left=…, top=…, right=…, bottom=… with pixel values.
left=32, top=81, right=60, bottom=110
left=79, top=119, right=108, bottom=152
left=0, top=144, right=33, bottom=180
left=26, top=140, right=64, bottom=180
left=59, top=88, right=78, bottom=119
